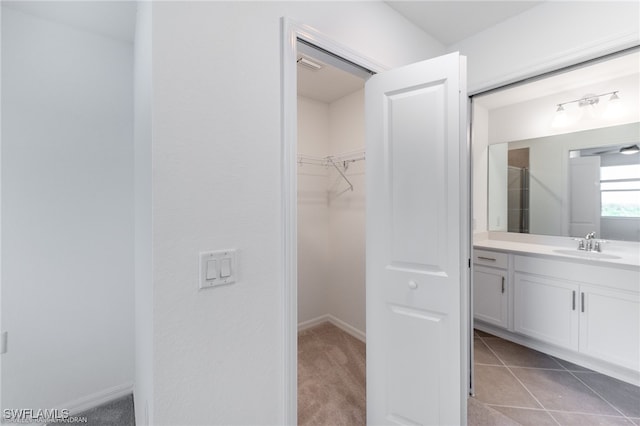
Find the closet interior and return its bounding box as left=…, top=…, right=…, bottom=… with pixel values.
left=296, top=42, right=369, bottom=424
left=296, top=43, right=369, bottom=338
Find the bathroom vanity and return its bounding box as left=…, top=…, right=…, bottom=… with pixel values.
left=473, top=233, right=640, bottom=385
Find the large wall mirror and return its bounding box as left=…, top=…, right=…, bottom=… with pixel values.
left=476, top=49, right=640, bottom=242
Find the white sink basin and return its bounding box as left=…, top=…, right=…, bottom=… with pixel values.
left=553, top=249, right=622, bottom=260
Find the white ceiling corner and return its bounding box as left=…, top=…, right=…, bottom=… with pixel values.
left=3, top=1, right=137, bottom=44
left=385, top=1, right=544, bottom=46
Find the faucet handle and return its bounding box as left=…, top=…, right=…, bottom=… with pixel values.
left=585, top=232, right=596, bottom=240
left=594, top=239, right=608, bottom=252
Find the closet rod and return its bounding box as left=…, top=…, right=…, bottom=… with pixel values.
left=297, top=152, right=366, bottom=167
left=297, top=152, right=364, bottom=192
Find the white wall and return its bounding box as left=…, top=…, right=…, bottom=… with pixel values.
left=602, top=218, right=640, bottom=242
left=487, top=143, right=508, bottom=232
left=327, top=89, right=366, bottom=335
left=0, top=4, right=3, bottom=411
left=149, top=2, right=444, bottom=424
left=527, top=141, right=564, bottom=236
left=472, top=103, right=489, bottom=235
left=297, top=96, right=330, bottom=325
left=133, top=2, right=153, bottom=426
left=450, top=1, right=640, bottom=93
left=1, top=5, right=134, bottom=413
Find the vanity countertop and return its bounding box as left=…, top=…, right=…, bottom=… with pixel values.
left=474, top=235, right=640, bottom=270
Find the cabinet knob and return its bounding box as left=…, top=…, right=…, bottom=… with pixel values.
left=408, top=280, right=418, bottom=290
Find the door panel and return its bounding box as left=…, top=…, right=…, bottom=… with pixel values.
left=388, top=83, right=446, bottom=270
left=387, top=305, right=442, bottom=425
left=366, top=52, right=467, bottom=426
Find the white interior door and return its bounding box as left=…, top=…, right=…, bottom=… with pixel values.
left=365, top=52, right=468, bottom=425
left=568, top=156, right=601, bottom=237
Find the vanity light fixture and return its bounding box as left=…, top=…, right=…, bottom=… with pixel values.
left=620, top=144, right=640, bottom=155
left=552, top=90, right=621, bottom=128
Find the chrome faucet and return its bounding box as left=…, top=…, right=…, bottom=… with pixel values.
left=577, top=232, right=602, bottom=252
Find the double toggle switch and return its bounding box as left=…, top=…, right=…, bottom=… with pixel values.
left=199, top=250, right=237, bottom=289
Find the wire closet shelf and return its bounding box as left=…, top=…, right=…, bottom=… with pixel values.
left=297, top=149, right=366, bottom=192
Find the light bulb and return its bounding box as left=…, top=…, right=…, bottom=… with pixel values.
left=551, top=104, right=568, bottom=129
left=603, top=92, right=622, bottom=120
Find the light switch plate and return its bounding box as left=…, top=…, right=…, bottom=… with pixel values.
left=199, top=249, right=237, bottom=289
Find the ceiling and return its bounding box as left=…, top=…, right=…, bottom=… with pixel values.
left=474, top=51, right=640, bottom=110
left=297, top=55, right=366, bottom=104
left=385, top=1, right=544, bottom=46
left=3, top=1, right=137, bottom=44
left=4, top=1, right=545, bottom=48
left=7, top=0, right=635, bottom=109
left=2, top=1, right=543, bottom=51
left=299, top=1, right=547, bottom=103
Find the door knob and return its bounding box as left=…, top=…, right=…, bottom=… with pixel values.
left=408, top=280, right=418, bottom=290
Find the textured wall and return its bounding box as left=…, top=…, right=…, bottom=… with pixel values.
left=150, top=2, right=444, bottom=423
left=2, top=5, right=134, bottom=413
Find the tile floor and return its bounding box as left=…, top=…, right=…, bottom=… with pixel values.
left=472, top=329, right=640, bottom=425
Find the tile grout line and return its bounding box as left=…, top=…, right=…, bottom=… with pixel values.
left=545, top=340, right=632, bottom=421
left=478, top=333, right=639, bottom=425
left=478, top=335, right=562, bottom=426
left=565, top=369, right=635, bottom=423
left=487, top=403, right=636, bottom=421
left=475, top=362, right=567, bottom=371
left=545, top=407, right=635, bottom=418
left=540, top=355, right=577, bottom=426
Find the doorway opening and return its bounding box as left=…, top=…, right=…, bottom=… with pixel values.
left=468, top=47, right=640, bottom=425
left=283, top=20, right=470, bottom=426
left=296, top=39, right=371, bottom=425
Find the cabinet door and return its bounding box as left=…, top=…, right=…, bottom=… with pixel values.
left=473, top=266, right=508, bottom=328
left=514, top=272, right=579, bottom=350
left=579, top=285, right=640, bottom=371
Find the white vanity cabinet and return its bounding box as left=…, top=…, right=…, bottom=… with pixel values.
left=513, top=272, right=579, bottom=350
left=579, top=284, right=640, bottom=371
left=513, top=255, right=640, bottom=372
left=473, top=249, right=509, bottom=329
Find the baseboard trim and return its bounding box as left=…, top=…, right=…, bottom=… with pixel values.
left=63, top=382, right=134, bottom=415
left=298, top=314, right=366, bottom=343
left=298, top=314, right=331, bottom=332
left=1, top=383, right=133, bottom=426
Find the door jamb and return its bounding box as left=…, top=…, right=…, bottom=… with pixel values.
left=280, top=17, right=386, bottom=424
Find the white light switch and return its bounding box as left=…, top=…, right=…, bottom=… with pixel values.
left=199, top=249, right=238, bottom=289
left=206, top=260, right=218, bottom=280
left=220, top=258, right=232, bottom=278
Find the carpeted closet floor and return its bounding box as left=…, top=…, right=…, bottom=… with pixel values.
left=298, top=322, right=366, bottom=425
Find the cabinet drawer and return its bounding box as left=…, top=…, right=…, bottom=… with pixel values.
left=474, top=249, right=508, bottom=269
